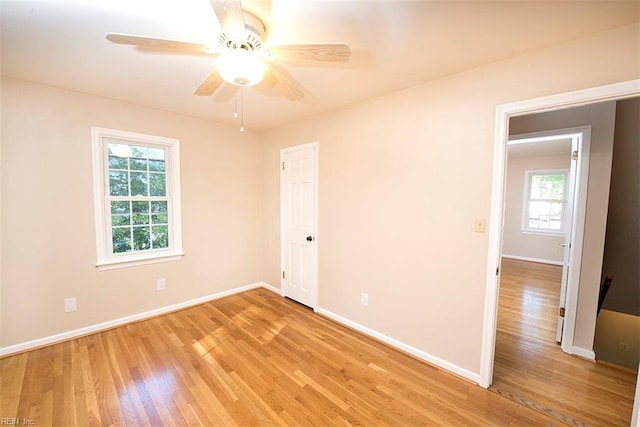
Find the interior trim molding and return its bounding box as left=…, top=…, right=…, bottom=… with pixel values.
left=501, top=254, right=563, bottom=266
left=316, top=307, right=480, bottom=385
left=0, top=281, right=268, bottom=357
left=260, top=282, right=281, bottom=295
left=569, top=346, right=596, bottom=361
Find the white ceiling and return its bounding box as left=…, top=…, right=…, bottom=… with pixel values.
left=2, top=0, right=638, bottom=131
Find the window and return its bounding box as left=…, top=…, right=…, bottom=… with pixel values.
left=522, top=169, right=568, bottom=234
left=91, top=127, right=183, bottom=270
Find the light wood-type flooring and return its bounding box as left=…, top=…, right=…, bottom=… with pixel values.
left=492, top=258, right=637, bottom=427
left=1, top=287, right=567, bottom=426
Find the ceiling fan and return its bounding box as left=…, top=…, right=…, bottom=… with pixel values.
left=105, top=0, right=352, bottom=102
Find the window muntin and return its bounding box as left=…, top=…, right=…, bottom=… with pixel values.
left=107, top=142, right=169, bottom=254
left=522, top=170, right=568, bottom=233
left=92, top=128, right=183, bottom=270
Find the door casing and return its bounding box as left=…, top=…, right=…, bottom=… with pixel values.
left=480, top=79, right=640, bottom=390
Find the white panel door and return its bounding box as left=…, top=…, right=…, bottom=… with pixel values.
left=281, top=143, right=317, bottom=308
left=556, top=135, right=580, bottom=342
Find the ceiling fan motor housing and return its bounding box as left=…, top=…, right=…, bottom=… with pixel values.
left=216, top=11, right=268, bottom=86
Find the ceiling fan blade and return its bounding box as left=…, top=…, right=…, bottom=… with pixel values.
left=194, top=69, right=225, bottom=96
left=209, top=0, right=246, bottom=40
left=263, top=67, right=305, bottom=102
left=106, top=33, right=212, bottom=54
left=268, top=44, right=352, bottom=63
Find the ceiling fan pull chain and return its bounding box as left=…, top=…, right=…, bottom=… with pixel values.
left=234, top=89, right=239, bottom=119
left=240, top=87, right=245, bottom=132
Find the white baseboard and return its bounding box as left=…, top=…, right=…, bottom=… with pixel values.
left=570, top=345, right=596, bottom=360
left=0, top=282, right=269, bottom=357
left=502, top=254, right=563, bottom=266
left=315, top=307, right=480, bottom=384
left=260, top=282, right=281, bottom=295
left=3, top=282, right=480, bottom=387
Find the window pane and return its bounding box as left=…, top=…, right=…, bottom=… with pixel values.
left=549, top=202, right=563, bottom=230
left=112, top=227, right=131, bottom=253
left=148, top=148, right=165, bottom=160
left=527, top=200, right=564, bottom=231
left=132, top=201, right=149, bottom=213
left=149, top=173, right=166, bottom=196
left=152, top=213, right=168, bottom=224
left=550, top=202, right=563, bottom=216
left=529, top=201, right=551, bottom=217
left=133, top=213, right=149, bottom=225
left=109, top=171, right=129, bottom=196
left=108, top=156, right=128, bottom=170
left=130, top=172, right=148, bottom=196
left=108, top=143, right=131, bottom=158
left=130, top=158, right=148, bottom=171
left=111, top=201, right=130, bottom=214
left=133, top=226, right=151, bottom=251
left=151, top=225, right=169, bottom=249
left=130, top=146, right=148, bottom=159
left=112, top=214, right=130, bottom=226
left=530, top=174, right=565, bottom=200
left=150, top=201, right=167, bottom=213
left=132, top=202, right=150, bottom=226
left=149, top=159, right=165, bottom=172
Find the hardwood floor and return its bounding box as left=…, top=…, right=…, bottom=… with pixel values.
left=0, top=287, right=567, bottom=426
left=492, top=258, right=637, bottom=427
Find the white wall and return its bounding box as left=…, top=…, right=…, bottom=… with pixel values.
left=261, top=23, right=638, bottom=375
left=1, top=78, right=263, bottom=348
left=503, top=154, right=570, bottom=264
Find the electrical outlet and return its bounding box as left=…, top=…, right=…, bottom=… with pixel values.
left=157, top=278, right=166, bottom=291
left=618, top=342, right=629, bottom=351
left=64, top=297, right=77, bottom=313
left=361, top=293, right=369, bottom=307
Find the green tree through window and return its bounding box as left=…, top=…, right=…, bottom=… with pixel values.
left=108, top=144, right=169, bottom=254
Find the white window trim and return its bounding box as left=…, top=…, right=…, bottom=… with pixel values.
left=91, top=127, right=184, bottom=271
left=521, top=168, right=569, bottom=235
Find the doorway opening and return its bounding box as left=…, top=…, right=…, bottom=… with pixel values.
left=504, top=128, right=589, bottom=349
left=479, top=79, right=640, bottom=425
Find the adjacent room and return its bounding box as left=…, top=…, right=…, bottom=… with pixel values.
left=1, top=0, right=639, bottom=425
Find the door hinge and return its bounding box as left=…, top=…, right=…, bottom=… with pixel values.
left=282, top=271, right=285, bottom=279
left=496, top=266, right=500, bottom=276
left=572, top=150, right=579, bottom=160
left=282, top=161, right=285, bottom=171
left=559, top=307, right=565, bottom=317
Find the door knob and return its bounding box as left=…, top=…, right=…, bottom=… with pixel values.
left=558, top=243, right=566, bottom=248
left=306, top=236, right=314, bottom=242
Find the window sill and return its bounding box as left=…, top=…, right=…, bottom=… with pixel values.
left=520, top=229, right=566, bottom=237
left=96, top=251, right=184, bottom=271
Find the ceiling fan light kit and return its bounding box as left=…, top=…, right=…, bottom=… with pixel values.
left=217, top=49, right=267, bottom=86
left=105, top=0, right=352, bottom=130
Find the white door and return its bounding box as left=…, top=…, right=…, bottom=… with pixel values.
left=555, top=136, right=580, bottom=342
left=281, top=143, right=318, bottom=308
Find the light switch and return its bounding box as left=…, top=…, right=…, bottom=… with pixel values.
left=474, top=217, right=486, bottom=233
